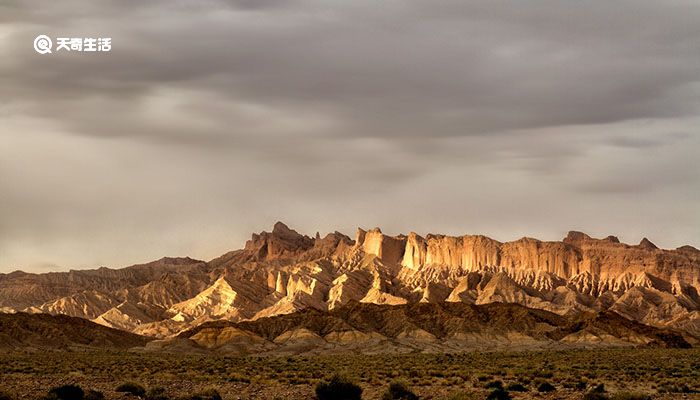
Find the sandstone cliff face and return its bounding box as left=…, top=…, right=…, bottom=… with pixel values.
left=1, top=222, right=698, bottom=341
left=402, top=233, right=503, bottom=272
left=398, top=230, right=699, bottom=298
left=357, top=228, right=406, bottom=267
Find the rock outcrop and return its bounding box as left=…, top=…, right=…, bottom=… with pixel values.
left=244, top=222, right=315, bottom=260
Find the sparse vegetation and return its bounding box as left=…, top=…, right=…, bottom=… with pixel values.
left=657, top=383, right=694, bottom=393
left=442, top=392, right=478, bottom=400
left=0, top=348, right=697, bottom=399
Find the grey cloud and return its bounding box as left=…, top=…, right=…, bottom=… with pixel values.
left=1, top=0, right=699, bottom=271
left=4, top=0, right=700, bottom=142
left=607, top=132, right=691, bottom=149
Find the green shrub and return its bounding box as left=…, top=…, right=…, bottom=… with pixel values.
left=115, top=382, right=146, bottom=397
left=537, top=382, right=556, bottom=392
left=46, top=385, right=84, bottom=400
left=486, top=388, right=511, bottom=400
left=144, top=387, right=168, bottom=400
left=315, top=374, right=362, bottom=400
left=382, top=381, right=418, bottom=400
left=505, top=383, right=528, bottom=392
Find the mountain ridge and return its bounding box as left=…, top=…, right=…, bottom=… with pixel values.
left=1, top=222, right=698, bottom=343
left=161, top=301, right=690, bottom=355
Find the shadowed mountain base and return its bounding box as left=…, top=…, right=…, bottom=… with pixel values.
left=153, top=302, right=691, bottom=355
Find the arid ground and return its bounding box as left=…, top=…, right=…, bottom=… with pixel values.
left=1, top=348, right=699, bottom=399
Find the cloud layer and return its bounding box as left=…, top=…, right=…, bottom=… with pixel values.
left=1, top=0, right=699, bottom=271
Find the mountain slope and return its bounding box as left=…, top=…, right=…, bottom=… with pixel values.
left=0, top=312, right=150, bottom=350
left=162, top=302, right=689, bottom=355
left=1, top=222, right=699, bottom=340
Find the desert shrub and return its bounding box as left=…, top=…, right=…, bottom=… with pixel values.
left=486, top=388, right=511, bottom=400
left=84, top=390, right=104, bottom=400
left=45, top=385, right=84, bottom=400
left=484, top=380, right=503, bottom=389
left=115, top=382, right=146, bottom=397
left=382, top=381, right=418, bottom=400
left=610, top=393, right=651, bottom=400
left=583, top=384, right=608, bottom=400
left=0, top=391, right=14, bottom=400
left=537, top=382, right=556, bottom=392
left=315, top=374, right=362, bottom=400
left=144, top=387, right=168, bottom=400
left=185, top=388, right=222, bottom=400
left=505, top=383, right=528, bottom=392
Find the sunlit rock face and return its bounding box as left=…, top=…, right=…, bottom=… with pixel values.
left=244, top=222, right=315, bottom=260
left=1, top=222, right=699, bottom=340
left=357, top=228, right=406, bottom=266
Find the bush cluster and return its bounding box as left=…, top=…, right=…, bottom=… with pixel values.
left=116, top=382, right=146, bottom=397
left=485, top=388, right=511, bottom=400
left=382, top=381, right=418, bottom=400
left=44, top=385, right=85, bottom=400
left=315, top=375, right=363, bottom=400
left=115, top=383, right=222, bottom=400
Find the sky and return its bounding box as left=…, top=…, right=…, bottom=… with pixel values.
left=1, top=0, right=699, bottom=272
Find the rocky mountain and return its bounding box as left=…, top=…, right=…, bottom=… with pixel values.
left=1, top=222, right=698, bottom=344
left=0, top=312, right=149, bottom=350
left=145, top=302, right=690, bottom=355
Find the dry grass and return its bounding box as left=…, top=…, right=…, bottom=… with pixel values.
left=0, top=348, right=698, bottom=399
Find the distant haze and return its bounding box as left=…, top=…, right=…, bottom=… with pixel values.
left=1, top=0, right=699, bottom=272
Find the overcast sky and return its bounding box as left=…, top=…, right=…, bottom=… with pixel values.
left=1, top=0, right=699, bottom=272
